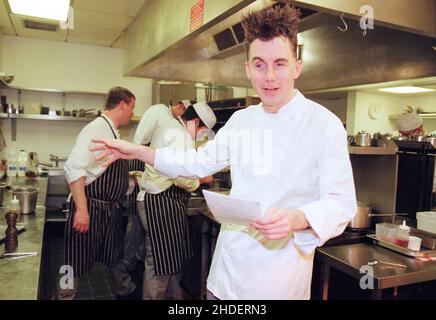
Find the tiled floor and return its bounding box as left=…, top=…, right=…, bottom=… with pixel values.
left=42, top=222, right=144, bottom=300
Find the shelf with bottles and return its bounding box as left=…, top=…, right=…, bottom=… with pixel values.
left=0, top=113, right=96, bottom=122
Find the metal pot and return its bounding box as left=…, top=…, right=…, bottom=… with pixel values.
left=411, top=135, right=426, bottom=142
left=355, top=132, right=372, bottom=147
left=372, top=132, right=392, bottom=147
left=10, top=187, right=39, bottom=214
left=348, top=202, right=372, bottom=229
left=426, top=135, right=436, bottom=147
left=348, top=201, right=408, bottom=229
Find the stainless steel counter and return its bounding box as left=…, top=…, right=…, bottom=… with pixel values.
left=316, top=241, right=436, bottom=300
left=0, top=177, right=47, bottom=300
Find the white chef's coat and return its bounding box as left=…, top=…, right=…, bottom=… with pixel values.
left=154, top=90, right=357, bottom=300
left=134, top=104, right=175, bottom=145
left=137, top=118, right=199, bottom=199
left=64, top=115, right=121, bottom=185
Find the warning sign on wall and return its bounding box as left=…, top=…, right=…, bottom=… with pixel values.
left=190, top=0, right=204, bottom=32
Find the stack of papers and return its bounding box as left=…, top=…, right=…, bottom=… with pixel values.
left=202, top=190, right=263, bottom=226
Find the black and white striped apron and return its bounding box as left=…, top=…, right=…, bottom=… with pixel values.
left=64, top=117, right=129, bottom=278
left=127, top=159, right=145, bottom=215
left=143, top=185, right=193, bottom=276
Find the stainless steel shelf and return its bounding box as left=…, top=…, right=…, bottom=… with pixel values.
left=348, top=146, right=398, bottom=155
left=389, top=113, right=436, bottom=120
left=0, top=113, right=95, bottom=141
left=4, top=113, right=95, bottom=122
left=349, top=139, right=398, bottom=155
left=4, top=85, right=106, bottom=96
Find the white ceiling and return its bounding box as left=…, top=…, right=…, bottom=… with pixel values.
left=0, top=0, right=148, bottom=48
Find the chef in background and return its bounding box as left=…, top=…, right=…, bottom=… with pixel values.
left=397, top=113, right=424, bottom=136
left=111, top=99, right=192, bottom=299
left=58, top=86, right=136, bottom=300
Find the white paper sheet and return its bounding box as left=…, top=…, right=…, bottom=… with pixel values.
left=202, top=190, right=263, bottom=226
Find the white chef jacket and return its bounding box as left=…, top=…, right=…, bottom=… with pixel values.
left=154, top=90, right=357, bottom=300
left=134, top=104, right=175, bottom=145
left=64, top=115, right=121, bottom=185
left=137, top=118, right=199, bottom=199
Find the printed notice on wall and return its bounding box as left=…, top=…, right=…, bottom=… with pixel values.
left=190, top=0, right=204, bottom=32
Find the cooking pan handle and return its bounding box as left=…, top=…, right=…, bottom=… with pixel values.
left=369, top=213, right=408, bottom=217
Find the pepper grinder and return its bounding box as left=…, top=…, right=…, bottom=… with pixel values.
left=4, top=196, right=20, bottom=253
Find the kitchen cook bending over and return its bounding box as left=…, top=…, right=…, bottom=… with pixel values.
left=58, top=87, right=136, bottom=300
left=135, top=102, right=216, bottom=300
left=91, top=5, right=357, bottom=300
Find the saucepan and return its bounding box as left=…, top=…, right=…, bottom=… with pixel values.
left=426, top=135, right=436, bottom=147
left=348, top=202, right=407, bottom=229
left=355, top=132, right=372, bottom=147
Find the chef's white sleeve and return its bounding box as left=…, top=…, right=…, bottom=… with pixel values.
left=154, top=126, right=232, bottom=178
left=294, top=119, right=357, bottom=255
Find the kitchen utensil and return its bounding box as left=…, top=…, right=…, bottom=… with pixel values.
left=411, top=135, right=426, bottom=142
left=0, top=182, right=6, bottom=206
left=348, top=202, right=371, bottom=229
left=426, top=135, right=436, bottom=147
left=50, top=154, right=67, bottom=167
left=0, top=252, right=37, bottom=260
left=40, top=106, right=49, bottom=115
left=10, top=187, right=39, bottom=214
left=84, top=109, right=97, bottom=117
left=355, top=131, right=372, bottom=147
left=367, top=259, right=407, bottom=268
left=408, top=236, right=422, bottom=251
left=376, top=223, right=399, bottom=243
left=349, top=204, right=408, bottom=230
left=372, top=132, right=392, bottom=147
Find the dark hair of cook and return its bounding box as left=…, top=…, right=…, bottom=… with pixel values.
left=105, top=86, right=135, bottom=110
left=241, top=4, right=300, bottom=58
left=182, top=106, right=206, bottom=128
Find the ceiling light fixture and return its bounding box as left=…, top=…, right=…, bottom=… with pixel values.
left=8, top=0, right=71, bottom=22
left=378, top=86, right=435, bottom=94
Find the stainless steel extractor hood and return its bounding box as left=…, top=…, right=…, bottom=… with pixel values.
left=126, top=0, right=436, bottom=91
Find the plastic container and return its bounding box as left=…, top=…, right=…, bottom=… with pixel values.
left=376, top=223, right=398, bottom=243
left=407, top=236, right=422, bottom=251
left=395, top=220, right=410, bottom=248
left=7, top=149, right=17, bottom=177
left=10, top=187, right=38, bottom=214
left=17, top=150, right=27, bottom=177
left=416, top=211, right=436, bottom=234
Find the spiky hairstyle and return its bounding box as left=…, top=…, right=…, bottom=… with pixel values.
left=241, top=4, right=300, bottom=57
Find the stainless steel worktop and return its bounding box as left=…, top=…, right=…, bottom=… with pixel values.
left=0, top=177, right=47, bottom=300
left=316, top=241, right=436, bottom=299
